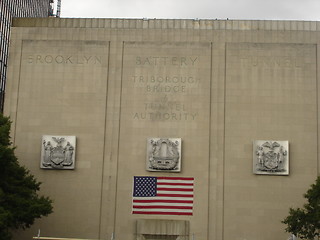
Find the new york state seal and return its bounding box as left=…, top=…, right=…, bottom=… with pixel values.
left=253, top=140, right=289, bottom=175
left=41, top=135, right=76, bottom=170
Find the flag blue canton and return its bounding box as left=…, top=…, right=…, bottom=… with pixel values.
left=133, top=176, right=157, bottom=197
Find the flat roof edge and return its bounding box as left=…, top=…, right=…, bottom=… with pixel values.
left=12, top=18, right=320, bottom=31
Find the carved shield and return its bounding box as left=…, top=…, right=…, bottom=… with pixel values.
left=264, top=151, right=278, bottom=169
left=51, top=146, right=65, bottom=165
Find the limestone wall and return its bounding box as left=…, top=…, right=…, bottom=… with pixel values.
left=5, top=18, right=320, bottom=240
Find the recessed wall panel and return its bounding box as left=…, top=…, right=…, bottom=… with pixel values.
left=117, top=42, right=211, bottom=239
left=15, top=40, right=109, bottom=238
left=225, top=43, right=317, bottom=240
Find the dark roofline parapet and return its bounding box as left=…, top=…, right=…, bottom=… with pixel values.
left=12, top=18, right=320, bottom=31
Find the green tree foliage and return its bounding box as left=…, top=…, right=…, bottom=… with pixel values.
left=0, top=114, right=53, bottom=240
left=283, top=177, right=320, bottom=239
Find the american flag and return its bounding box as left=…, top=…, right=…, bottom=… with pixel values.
left=132, top=176, right=194, bottom=216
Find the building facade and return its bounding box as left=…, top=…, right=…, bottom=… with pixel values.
left=0, top=0, right=54, bottom=113
left=4, top=18, right=320, bottom=240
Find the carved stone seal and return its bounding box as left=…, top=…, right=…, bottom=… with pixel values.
left=41, top=135, right=76, bottom=170
left=147, top=138, right=181, bottom=172
left=253, top=140, right=289, bottom=175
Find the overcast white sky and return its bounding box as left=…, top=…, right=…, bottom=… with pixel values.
left=58, top=0, right=320, bottom=21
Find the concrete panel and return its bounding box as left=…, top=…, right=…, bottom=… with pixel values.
left=136, top=219, right=189, bottom=240
left=225, top=43, right=317, bottom=240
left=115, top=42, right=211, bottom=240
left=13, top=40, right=109, bottom=239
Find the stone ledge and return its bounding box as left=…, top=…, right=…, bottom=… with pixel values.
left=12, top=18, right=320, bottom=31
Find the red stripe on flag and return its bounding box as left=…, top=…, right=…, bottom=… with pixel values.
left=132, top=211, right=193, bottom=216
left=157, top=182, right=193, bottom=186
left=157, top=177, right=194, bottom=181
left=133, top=199, right=193, bottom=204
left=157, top=188, right=193, bottom=192
left=133, top=205, right=193, bottom=210
left=157, top=193, right=194, bottom=198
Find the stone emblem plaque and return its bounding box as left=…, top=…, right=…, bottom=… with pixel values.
left=147, top=138, right=181, bottom=172
left=253, top=140, right=289, bottom=175
left=41, top=135, right=76, bottom=170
